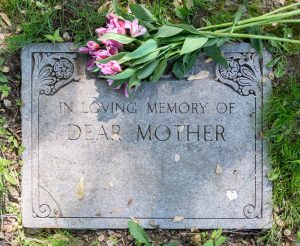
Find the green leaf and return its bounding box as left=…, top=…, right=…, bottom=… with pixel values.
left=102, top=68, right=136, bottom=80
left=172, top=60, right=185, bottom=79
left=111, top=79, right=127, bottom=88
left=128, top=75, right=141, bottom=89
left=215, top=236, right=227, bottom=246
left=99, top=33, right=135, bottom=44
left=53, top=29, right=64, bottom=42
left=233, top=5, right=246, bottom=25
left=136, top=60, right=159, bottom=79
left=211, top=228, right=222, bottom=239
left=180, top=36, right=208, bottom=55
left=203, top=240, right=214, bottom=246
left=132, top=50, right=160, bottom=66
left=112, top=0, right=120, bottom=15
left=129, top=3, right=157, bottom=22
left=4, top=172, right=17, bottom=186
left=128, top=220, right=151, bottom=246
left=0, top=158, right=11, bottom=166
left=164, top=241, right=180, bottom=246
left=96, top=52, right=129, bottom=65
left=155, top=26, right=183, bottom=38
left=122, top=39, right=157, bottom=61
left=0, top=74, right=8, bottom=83
left=204, top=45, right=228, bottom=67
left=183, top=50, right=199, bottom=73
left=0, top=58, right=5, bottom=67
left=204, top=38, right=229, bottom=48
left=152, top=58, right=167, bottom=82
left=248, top=26, right=263, bottom=57
left=44, top=35, right=55, bottom=42
left=170, top=24, right=200, bottom=34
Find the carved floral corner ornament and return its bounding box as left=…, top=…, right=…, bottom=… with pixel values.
left=216, top=52, right=261, bottom=96
left=33, top=52, right=79, bottom=96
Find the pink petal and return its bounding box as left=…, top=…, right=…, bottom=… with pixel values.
left=79, top=46, right=90, bottom=53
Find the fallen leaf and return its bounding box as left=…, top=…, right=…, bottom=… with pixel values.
left=0, top=13, right=12, bottom=27
left=76, top=177, right=84, bottom=200
left=193, top=234, right=201, bottom=244
left=269, top=72, right=275, bottom=80
left=54, top=4, right=62, bottom=10
left=273, top=213, right=286, bottom=228
left=175, top=154, right=181, bottom=162
left=98, top=234, right=105, bottom=242
left=173, top=215, right=184, bottom=222
left=283, top=229, right=291, bottom=236
left=215, top=164, right=223, bottom=175
left=187, top=71, right=210, bottom=81
left=98, top=1, right=111, bottom=14
left=2, top=66, right=9, bottom=73
left=63, top=32, right=71, bottom=41
left=274, top=0, right=285, bottom=5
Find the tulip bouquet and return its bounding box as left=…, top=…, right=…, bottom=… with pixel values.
left=80, top=1, right=300, bottom=97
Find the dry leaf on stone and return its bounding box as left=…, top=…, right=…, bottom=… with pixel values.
left=173, top=215, right=184, bottom=222
left=193, top=234, right=201, bottom=244
left=187, top=71, right=210, bottom=81
left=0, top=13, right=12, bottom=27
left=76, top=177, right=85, bottom=200
left=215, top=164, right=223, bottom=175
left=175, top=154, right=181, bottom=162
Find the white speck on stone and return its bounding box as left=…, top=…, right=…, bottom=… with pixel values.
left=178, top=125, right=184, bottom=132
left=175, top=154, right=180, bottom=162
left=173, top=215, right=184, bottom=222
left=226, top=190, right=238, bottom=200
left=108, top=181, right=114, bottom=188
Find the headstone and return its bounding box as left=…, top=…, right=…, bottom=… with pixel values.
left=21, top=43, right=272, bottom=229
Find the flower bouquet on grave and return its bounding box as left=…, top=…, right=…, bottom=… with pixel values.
left=80, top=1, right=300, bottom=97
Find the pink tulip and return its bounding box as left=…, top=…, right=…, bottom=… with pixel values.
left=106, top=13, right=126, bottom=35
left=87, top=41, right=100, bottom=51
left=95, top=27, right=107, bottom=37
left=92, top=49, right=110, bottom=59
left=99, top=60, right=122, bottom=75
left=124, top=19, right=147, bottom=37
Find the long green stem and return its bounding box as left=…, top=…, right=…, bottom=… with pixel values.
left=198, top=5, right=300, bottom=31
left=262, top=2, right=300, bottom=16
left=198, top=31, right=300, bottom=44
left=217, top=19, right=300, bottom=33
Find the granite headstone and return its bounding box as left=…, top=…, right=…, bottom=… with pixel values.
left=21, top=43, right=272, bottom=229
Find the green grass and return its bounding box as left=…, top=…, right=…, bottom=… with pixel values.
left=0, top=0, right=300, bottom=245
left=264, top=77, right=300, bottom=243
left=0, top=0, right=107, bottom=52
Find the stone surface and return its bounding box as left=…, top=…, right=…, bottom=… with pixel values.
left=21, top=43, right=272, bottom=229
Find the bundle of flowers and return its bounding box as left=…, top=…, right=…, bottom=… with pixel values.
left=80, top=1, right=300, bottom=97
